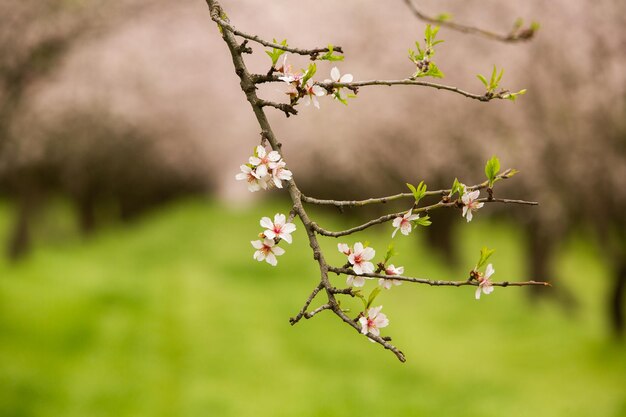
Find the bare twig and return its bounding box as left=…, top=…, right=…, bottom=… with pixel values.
left=403, top=0, right=536, bottom=43
left=290, top=283, right=324, bottom=325
left=329, top=267, right=552, bottom=288
left=211, top=12, right=342, bottom=58
left=301, top=169, right=519, bottom=207
left=258, top=99, right=298, bottom=117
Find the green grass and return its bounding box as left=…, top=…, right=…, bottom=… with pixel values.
left=0, top=198, right=624, bottom=417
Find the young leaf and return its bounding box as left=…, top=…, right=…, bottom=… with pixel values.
left=366, top=287, right=382, bottom=309
left=265, top=39, right=288, bottom=67
left=477, top=74, right=489, bottom=87
left=383, top=243, right=398, bottom=265
left=504, top=89, right=527, bottom=102
left=426, top=62, right=444, bottom=78
left=406, top=181, right=427, bottom=204
left=476, top=247, right=496, bottom=269
left=415, top=215, right=432, bottom=227
left=436, top=12, right=452, bottom=22
left=484, top=156, right=501, bottom=187
left=320, top=44, right=345, bottom=61
left=301, top=63, right=317, bottom=85
left=450, top=178, right=465, bottom=198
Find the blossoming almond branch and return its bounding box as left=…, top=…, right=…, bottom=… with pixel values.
left=205, top=0, right=548, bottom=362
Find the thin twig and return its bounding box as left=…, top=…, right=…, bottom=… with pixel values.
left=290, top=283, right=324, bottom=325
left=311, top=197, right=537, bottom=238
left=304, top=304, right=333, bottom=319
left=258, top=99, right=298, bottom=117
left=211, top=13, right=341, bottom=57
left=329, top=267, right=552, bottom=288
left=403, top=0, right=536, bottom=43
left=301, top=169, right=518, bottom=207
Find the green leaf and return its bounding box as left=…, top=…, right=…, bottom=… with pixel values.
left=477, top=74, right=489, bottom=88
left=415, top=215, right=432, bottom=227
left=490, top=65, right=498, bottom=87
left=477, top=247, right=496, bottom=269
left=506, top=168, right=520, bottom=177
left=504, top=89, right=527, bottom=102
left=320, top=44, right=345, bottom=61
left=450, top=178, right=466, bottom=197
left=496, top=68, right=504, bottom=84
left=406, top=181, right=427, bottom=204
left=426, top=62, right=444, bottom=78
left=265, top=39, right=288, bottom=67
left=366, top=287, right=382, bottom=309
left=436, top=12, right=452, bottom=22
left=383, top=243, right=397, bottom=264
left=485, top=156, right=501, bottom=186
left=301, top=63, right=317, bottom=85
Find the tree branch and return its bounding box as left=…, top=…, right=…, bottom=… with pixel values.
left=329, top=267, right=552, bottom=288
left=209, top=11, right=342, bottom=58
left=311, top=197, right=537, bottom=238
left=290, top=283, right=324, bottom=325
left=301, top=169, right=519, bottom=207
left=402, top=0, right=537, bottom=43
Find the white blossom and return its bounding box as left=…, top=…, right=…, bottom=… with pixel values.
left=475, top=263, right=495, bottom=300
left=392, top=209, right=420, bottom=238
left=462, top=190, right=484, bottom=222
left=235, top=164, right=267, bottom=192
left=325, top=67, right=353, bottom=101
left=347, top=242, right=375, bottom=276
left=270, top=160, right=293, bottom=188
left=260, top=213, right=296, bottom=244
left=379, top=264, right=404, bottom=289
left=251, top=239, right=285, bottom=266
left=337, top=243, right=352, bottom=255
left=302, top=82, right=326, bottom=109
left=359, top=305, right=389, bottom=337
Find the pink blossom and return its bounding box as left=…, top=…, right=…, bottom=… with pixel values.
left=462, top=190, right=484, bottom=222
left=392, top=209, right=420, bottom=237
left=302, top=82, right=326, bottom=109
left=337, top=243, right=351, bottom=255
left=475, top=263, right=495, bottom=300
left=251, top=239, right=285, bottom=266
left=359, top=305, right=389, bottom=337
left=347, top=242, right=375, bottom=275
left=379, top=264, right=404, bottom=289
left=249, top=145, right=281, bottom=179
left=260, top=213, right=296, bottom=244
left=277, top=55, right=302, bottom=84
left=235, top=164, right=267, bottom=192
left=325, top=67, right=354, bottom=101
left=346, top=275, right=366, bottom=288
left=270, top=160, right=293, bottom=188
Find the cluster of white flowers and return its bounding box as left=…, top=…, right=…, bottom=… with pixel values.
left=277, top=56, right=352, bottom=109
left=235, top=145, right=293, bottom=192
left=251, top=213, right=296, bottom=266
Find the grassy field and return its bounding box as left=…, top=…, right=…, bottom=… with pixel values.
left=0, top=198, right=624, bottom=417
